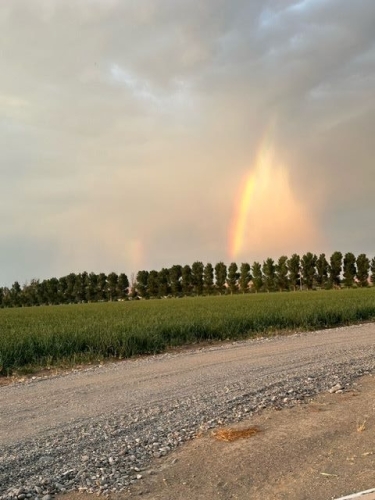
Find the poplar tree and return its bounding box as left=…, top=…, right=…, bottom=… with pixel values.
left=316, top=254, right=329, bottom=289
left=301, top=252, right=317, bottom=290
left=276, top=256, right=289, bottom=291
left=370, top=257, right=375, bottom=285
left=214, top=262, right=227, bottom=294
left=10, top=281, right=22, bottom=307
left=73, top=273, right=86, bottom=303
left=169, top=265, right=182, bottom=297
left=251, top=262, right=263, bottom=293
left=27, top=279, right=40, bottom=306
left=329, top=251, right=343, bottom=288
left=238, top=263, right=251, bottom=294
left=97, top=273, right=108, bottom=301
left=181, top=265, right=192, bottom=296
left=227, top=262, right=239, bottom=294
left=203, top=263, right=214, bottom=295
left=46, top=277, right=59, bottom=305
left=157, top=268, right=170, bottom=297
left=107, top=272, right=119, bottom=301
left=356, top=254, right=369, bottom=287
left=117, top=273, right=129, bottom=299
left=287, top=254, right=300, bottom=291
left=136, top=270, right=149, bottom=298
left=147, top=270, right=159, bottom=298
left=86, top=273, right=98, bottom=302
left=191, top=261, right=204, bottom=295
left=343, top=252, right=356, bottom=288
left=262, top=258, right=276, bottom=292
left=66, top=273, right=77, bottom=303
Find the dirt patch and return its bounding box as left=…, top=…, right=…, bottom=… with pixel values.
left=59, top=375, right=375, bottom=500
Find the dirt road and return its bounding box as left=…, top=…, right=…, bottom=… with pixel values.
left=1, top=323, right=375, bottom=499
left=118, top=374, right=375, bottom=500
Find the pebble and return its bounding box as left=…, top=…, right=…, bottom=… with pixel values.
left=0, top=333, right=374, bottom=500
left=329, top=383, right=344, bottom=393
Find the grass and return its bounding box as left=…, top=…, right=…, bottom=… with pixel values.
left=1, top=288, right=375, bottom=375
left=212, top=426, right=262, bottom=442
left=357, top=418, right=367, bottom=432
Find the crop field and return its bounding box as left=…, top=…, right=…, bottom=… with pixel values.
left=1, top=288, right=375, bottom=375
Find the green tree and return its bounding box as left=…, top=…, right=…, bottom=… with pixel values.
left=181, top=265, right=192, bottom=296
left=81, top=272, right=89, bottom=302
left=215, top=262, right=227, bottom=294
left=276, top=256, right=289, bottom=292
left=329, top=251, right=343, bottom=288
left=86, top=273, right=98, bottom=302
left=251, top=262, right=263, bottom=293
left=57, top=276, right=68, bottom=303
left=169, top=265, right=182, bottom=297
left=262, top=258, right=276, bottom=292
left=316, top=254, right=329, bottom=289
left=136, top=270, right=149, bottom=299
left=147, top=270, right=159, bottom=298
left=73, top=273, right=88, bottom=303
left=301, top=252, right=317, bottom=290
left=203, top=263, right=214, bottom=295
left=10, top=281, right=22, bottom=307
left=370, top=257, right=375, bottom=285
left=227, top=262, right=239, bottom=294
left=2, top=287, right=11, bottom=307
left=129, top=273, right=138, bottom=299
left=191, top=261, right=204, bottom=295
left=66, top=273, right=77, bottom=303
left=288, top=254, right=301, bottom=291
left=97, top=273, right=108, bottom=301
left=238, top=263, right=251, bottom=294
left=157, top=268, right=170, bottom=297
left=107, top=272, right=119, bottom=301
left=117, top=273, right=129, bottom=299
left=25, top=279, right=40, bottom=306
left=46, top=277, right=59, bottom=305
left=36, top=280, right=48, bottom=305
left=356, top=254, right=370, bottom=287
left=343, top=252, right=356, bottom=288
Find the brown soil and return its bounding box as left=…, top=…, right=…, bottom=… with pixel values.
left=61, top=375, right=375, bottom=500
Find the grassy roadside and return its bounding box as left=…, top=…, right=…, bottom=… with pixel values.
left=1, top=288, right=375, bottom=375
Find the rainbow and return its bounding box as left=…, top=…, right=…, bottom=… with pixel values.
left=228, top=121, right=321, bottom=261
left=229, top=172, right=256, bottom=260
left=228, top=129, right=273, bottom=260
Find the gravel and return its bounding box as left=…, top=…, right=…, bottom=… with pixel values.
left=1, top=325, right=375, bottom=499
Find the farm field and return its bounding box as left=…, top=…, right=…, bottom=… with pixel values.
left=1, top=288, right=375, bottom=375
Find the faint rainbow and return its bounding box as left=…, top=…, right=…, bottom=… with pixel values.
left=229, top=172, right=256, bottom=259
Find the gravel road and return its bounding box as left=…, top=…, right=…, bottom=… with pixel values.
left=1, top=323, right=375, bottom=499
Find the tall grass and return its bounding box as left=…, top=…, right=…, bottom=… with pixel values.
left=1, top=288, right=375, bottom=374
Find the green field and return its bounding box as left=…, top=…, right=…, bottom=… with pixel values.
left=1, top=288, right=375, bottom=375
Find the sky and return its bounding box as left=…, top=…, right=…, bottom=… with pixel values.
left=1, top=0, right=375, bottom=286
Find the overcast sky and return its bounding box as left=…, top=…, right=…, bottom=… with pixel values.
left=1, top=0, right=374, bottom=285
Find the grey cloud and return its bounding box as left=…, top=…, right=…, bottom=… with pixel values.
left=1, top=0, right=374, bottom=284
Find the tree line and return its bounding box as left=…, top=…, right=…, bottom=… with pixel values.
left=1, top=252, right=375, bottom=308
left=0, top=272, right=130, bottom=308
left=134, top=252, right=375, bottom=298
